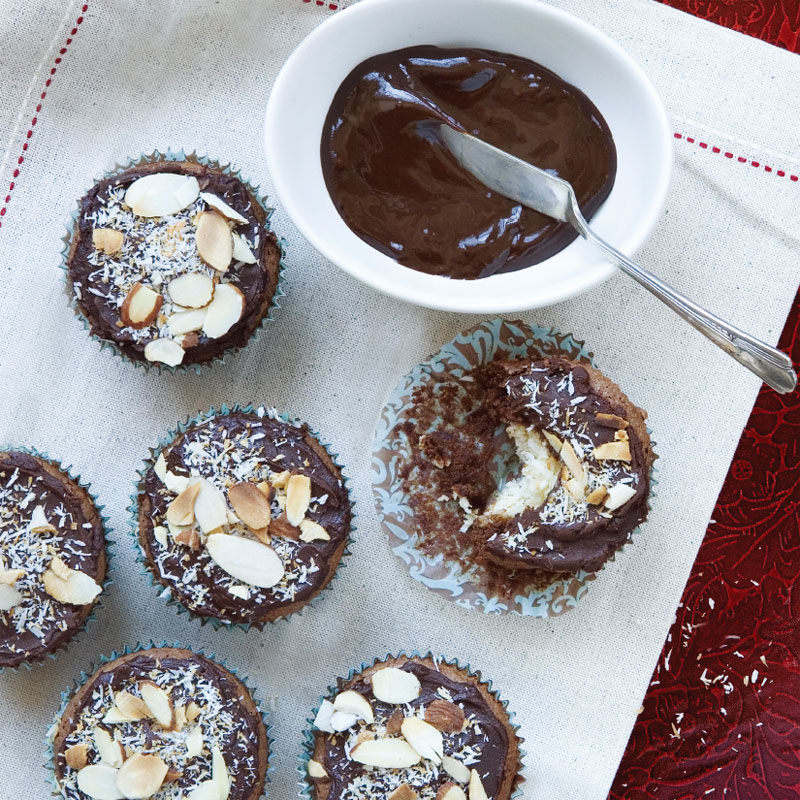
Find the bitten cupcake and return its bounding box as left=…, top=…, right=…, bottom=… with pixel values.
left=135, top=406, right=352, bottom=627
left=49, top=646, right=269, bottom=800
left=0, top=449, right=107, bottom=669
left=304, top=654, right=523, bottom=800
left=65, top=155, right=283, bottom=369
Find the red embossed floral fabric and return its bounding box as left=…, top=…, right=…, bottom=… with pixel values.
left=610, top=292, right=800, bottom=798
left=656, top=0, right=800, bottom=52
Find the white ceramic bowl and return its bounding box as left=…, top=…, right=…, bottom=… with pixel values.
left=265, top=0, right=672, bottom=313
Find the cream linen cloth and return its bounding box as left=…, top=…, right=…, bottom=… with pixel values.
left=0, top=1, right=798, bottom=799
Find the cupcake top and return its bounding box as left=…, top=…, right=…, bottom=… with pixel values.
left=50, top=647, right=269, bottom=800
left=137, top=407, right=351, bottom=625
left=476, top=357, right=652, bottom=572
left=66, top=159, right=282, bottom=368
left=0, top=450, right=106, bottom=669
left=307, top=655, right=521, bottom=800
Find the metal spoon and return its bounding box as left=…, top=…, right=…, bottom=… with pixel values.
left=438, top=124, right=797, bottom=395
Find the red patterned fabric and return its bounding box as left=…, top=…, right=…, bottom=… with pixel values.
left=657, top=0, right=800, bottom=52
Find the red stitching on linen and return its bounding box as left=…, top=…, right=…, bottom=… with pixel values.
left=0, top=4, right=88, bottom=228
left=674, top=131, right=799, bottom=182
left=302, top=0, right=340, bottom=10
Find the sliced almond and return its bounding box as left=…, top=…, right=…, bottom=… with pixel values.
left=206, top=533, right=285, bottom=588
left=468, top=770, right=489, bottom=800
left=228, top=482, right=271, bottom=531
left=593, top=441, right=631, bottom=461
left=389, top=785, right=419, bottom=800
left=442, top=755, right=471, bottom=784
left=113, top=691, right=152, bottom=721
left=124, top=173, right=200, bottom=218
left=166, top=481, right=202, bottom=527
left=188, top=781, right=219, bottom=800
left=211, top=744, right=230, bottom=800
left=120, top=283, right=163, bottom=329
left=29, top=504, right=56, bottom=533
left=194, top=479, right=229, bottom=534
left=65, top=742, right=90, bottom=770
left=269, top=514, right=300, bottom=540
left=333, top=690, right=374, bottom=723
left=144, top=338, right=185, bottom=367
left=299, top=519, right=330, bottom=543
left=615, top=429, right=630, bottom=442
left=564, top=477, right=586, bottom=503
left=285, top=474, right=311, bottom=526
left=401, top=717, right=443, bottom=764
left=199, top=191, right=248, bottom=225
left=330, top=711, right=358, bottom=731
left=152, top=526, right=169, bottom=548
left=185, top=702, right=201, bottom=723
left=595, top=412, right=629, bottom=429
left=0, top=583, right=22, bottom=611
left=604, top=483, right=638, bottom=510
left=154, top=453, right=190, bottom=494
left=92, top=228, right=124, bottom=255
left=167, top=307, right=207, bottom=336
left=559, top=440, right=585, bottom=485
left=195, top=211, right=233, bottom=272
left=139, top=681, right=174, bottom=728
left=313, top=699, right=335, bottom=733
left=256, top=481, right=272, bottom=501
left=115, top=753, right=168, bottom=799
left=438, top=784, right=467, bottom=800
left=425, top=699, right=465, bottom=732
left=93, top=728, right=124, bottom=768
left=172, top=704, right=187, bottom=732
left=270, top=470, right=291, bottom=490
left=585, top=485, right=608, bottom=505
left=542, top=430, right=562, bottom=452
left=232, top=233, right=257, bottom=264
left=350, top=737, right=422, bottom=769
left=76, top=763, right=122, bottom=800
left=174, top=528, right=201, bottom=550
left=168, top=272, right=214, bottom=309
left=307, top=759, right=328, bottom=780
left=371, top=666, right=421, bottom=705
left=43, top=559, right=102, bottom=605
left=385, top=709, right=404, bottom=736
left=185, top=725, right=203, bottom=758
left=202, top=283, right=244, bottom=339
left=49, top=555, right=73, bottom=580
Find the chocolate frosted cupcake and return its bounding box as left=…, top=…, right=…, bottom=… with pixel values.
left=65, top=154, right=283, bottom=369
left=135, top=406, right=352, bottom=627
left=0, top=449, right=107, bottom=669
left=49, top=646, right=269, bottom=800
left=475, top=356, right=653, bottom=573
left=304, top=654, right=523, bottom=800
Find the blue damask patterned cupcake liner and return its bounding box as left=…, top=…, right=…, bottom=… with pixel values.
left=371, top=318, right=657, bottom=617
left=298, top=651, right=525, bottom=800
left=60, top=149, right=287, bottom=374
left=129, top=403, right=355, bottom=631
left=0, top=445, right=113, bottom=673
left=45, top=641, right=272, bottom=799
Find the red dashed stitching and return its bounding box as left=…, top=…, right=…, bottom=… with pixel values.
left=0, top=4, right=88, bottom=229
left=302, top=0, right=340, bottom=9
left=674, top=132, right=799, bottom=182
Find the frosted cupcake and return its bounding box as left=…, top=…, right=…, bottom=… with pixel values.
left=65, top=155, right=283, bottom=369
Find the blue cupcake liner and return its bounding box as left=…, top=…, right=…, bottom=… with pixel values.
left=129, top=403, right=355, bottom=631
left=0, top=445, right=113, bottom=674
left=59, top=149, right=288, bottom=375
left=371, top=317, right=658, bottom=617
left=45, top=641, right=272, bottom=798
left=298, top=651, right=526, bottom=800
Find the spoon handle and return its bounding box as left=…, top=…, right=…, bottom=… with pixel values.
left=567, top=199, right=797, bottom=394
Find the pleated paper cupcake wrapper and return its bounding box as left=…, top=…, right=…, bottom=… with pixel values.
left=129, top=403, right=356, bottom=631
left=371, top=317, right=658, bottom=618
left=298, top=651, right=526, bottom=800
left=44, top=641, right=273, bottom=799
left=59, top=149, right=288, bottom=374
left=0, top=445, right=114, bottom=674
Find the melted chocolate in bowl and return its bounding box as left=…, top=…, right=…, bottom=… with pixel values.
left=321, top=46, right=617, bottom=280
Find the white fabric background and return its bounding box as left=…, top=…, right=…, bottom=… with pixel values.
left=0, top=1, right=798, bottom=799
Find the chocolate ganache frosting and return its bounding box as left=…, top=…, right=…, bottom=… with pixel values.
left=309, top=656, right=521, bottom=800
left=322, top=46, right=616, bottom=279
